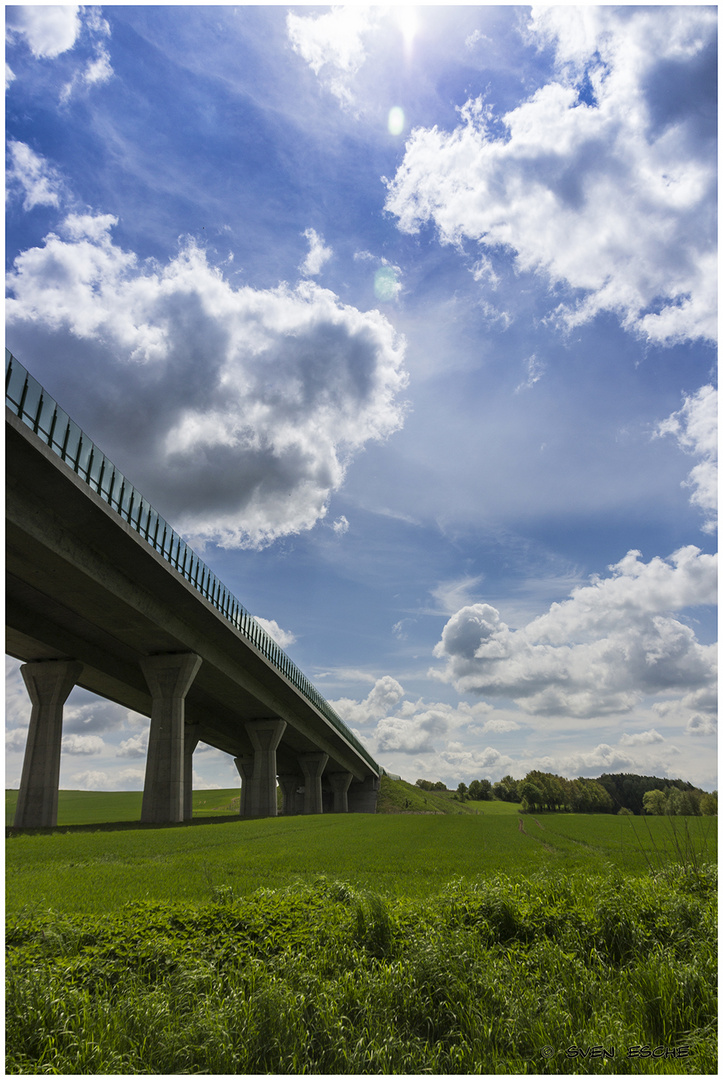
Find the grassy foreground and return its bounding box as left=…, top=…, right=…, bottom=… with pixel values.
left=6, top=797, right=718, bottom=1074
left=6, top=864, right=716, bottom=1074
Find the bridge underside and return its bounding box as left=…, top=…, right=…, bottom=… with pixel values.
left=7, top=411, right=379, bottom=827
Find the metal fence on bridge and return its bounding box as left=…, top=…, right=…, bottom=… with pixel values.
left=6, top=349, right=380, bottom=775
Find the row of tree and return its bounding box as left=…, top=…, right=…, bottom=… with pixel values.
left=414, top=771, right=716, bottom=816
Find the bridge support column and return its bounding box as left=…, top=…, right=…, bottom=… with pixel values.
left=300, top=752, right=328, bottom=814
left=140, top=653, right=202, bottom=824
left=328, top=771, right=353, bottom=813
left=278, top=774, right=302, bottom=815
left=14, top=660, right=83, bottom=829
left=184, top=726, right=200, bottom=821
left=348, top=775, right=380, bottom=813
left=234, top=754, right=254, bottom=816
left=245, top=719, right=286, bottom=818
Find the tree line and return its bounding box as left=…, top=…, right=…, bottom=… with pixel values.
left=415, top=771, right=717, bottom=816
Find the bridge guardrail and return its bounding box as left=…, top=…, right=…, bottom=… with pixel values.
left=6, top=348, right=380, bottom=775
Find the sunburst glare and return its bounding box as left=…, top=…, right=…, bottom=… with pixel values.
left=388, top=106, right=405, bottom=136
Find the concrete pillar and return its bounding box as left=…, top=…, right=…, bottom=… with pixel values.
left=14, top=660, right=83, bottom=828
left=348, top=774, right=381, bottom=813
left=278, top=773, right=302, bottom=815
left=184, top=726, right=200, bottom=821
left=234, top=754, right=254, bottom=816
left=245, top=719, right=286, bottom=818
left=140, top=653, right=202, bottom=824
left=328, top=771, right=353, bottom=813
left=300, top=752, right=328, bottom=814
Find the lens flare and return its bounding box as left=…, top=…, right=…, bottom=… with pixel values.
left=388, top=106, right=405, bottom=136
left=374, top=266, right=399, bottom=302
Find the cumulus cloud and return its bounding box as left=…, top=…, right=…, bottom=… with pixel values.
left=62, top=733, right=105, bottom=755
left=685, top=713, right=717, bottom=736
left=432, top=546, right=717, bottom=718
left=6, top=214, right=408, bottom=548
left=332, top=676, right=494, bottom=759
left=117, top=732, right=148, bottom=759
left=299, top=228, right=332, bottom=277
left=6, top=729, right=28, bottom=753
left=286, top=6, right=378, bottom=106
left=385, top=6, right=716, bottom=345
left=618, top=729, right=664, bottom=747
left=253, top=617, right=296, bottom=650
left=6, top=5, right=82, bottom=58
left=657, top=384, right=717, bottom=533
left=69, top=768, right=145, bottom=791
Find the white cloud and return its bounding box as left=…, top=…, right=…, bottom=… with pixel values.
left=331, top=515, right=349, bottom=537
left=385, top=6, right=716, bottom=345
left=61, top=43, right=113, bottom=101
left=480, top=718, right=520, bottom=734
left=7, top=141, right=64, bottom=210
left=515, top=353, right=545, bottom=393
left=300, top=228, right=332, bottom=277
left=6, top=213, right=408, bottom=549
left=62, top=733, right=105, bottom=755
left=430, top=575, right=485, bottom=615
left=6, top=729, right=28, bottom=753
left=286, top=6, right=378, bottom=106
left=432, top=546, right=717, bottom=719
left=685, top=713, right=716, bottom=737
left=6, top=5, right=82, bottom=58
left=618, top=729, right=664, bottom=746
left=117, top=732, right=148, bottom=759
left=253, top=617, right=296, bottom=650
left=657, top=384, right=717, bottom=533
left=69, top=768, right=145, bottom=791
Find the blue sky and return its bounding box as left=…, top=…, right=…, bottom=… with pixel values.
left=5, top=4, right=717, bottom=793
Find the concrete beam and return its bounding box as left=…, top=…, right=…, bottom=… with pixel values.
left=140, top=653, right=202, bottom=824
left=328, top=771, right=353, bottom=813
left=14, top=660, right=83, bottom=828
left=300, top=752, right=329, bottom=814
left=234, top=754, right=254, bottom=817
left=278, top=773, right=302, bottom=815
left=348, top=775, right=380, bottom=814
left=184, top=725, right=200, bottom=821
left=245, top=719, right=286, bottom=818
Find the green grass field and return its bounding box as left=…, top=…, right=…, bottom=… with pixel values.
left=5, top=786, right=717, bottom=1074
left=6, top=800, right=716, bottom=916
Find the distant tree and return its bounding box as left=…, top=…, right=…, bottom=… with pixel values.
left=700, top=792, right=718, bottom=815
left=642, top=789, right=667, bottom=815
left=617, top=807, right=634, bottom=816
left=674, top=789, right=700, bottom=816
left=416, top=779, right=448, bottom=792
left=519, top=780, right=544, bottom=814
left=456, top=782, right=469, bottom=801
left=468, top=779, right=493, bottom=801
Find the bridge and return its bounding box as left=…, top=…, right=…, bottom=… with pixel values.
left=5, top=350, right=381, bottom=828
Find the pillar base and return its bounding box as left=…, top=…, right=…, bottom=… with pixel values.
left=245, top=719, right=286, bottom=818
left=140, top=653, right=202, bottom=824
left=14, top=660, right=83, bottom=829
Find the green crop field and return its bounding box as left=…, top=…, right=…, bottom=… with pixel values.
left=5, top=787, right=717, bottom=1074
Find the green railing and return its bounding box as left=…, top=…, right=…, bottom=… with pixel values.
left=5, top=348, right=379, bottom=775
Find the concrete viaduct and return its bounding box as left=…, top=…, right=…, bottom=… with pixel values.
left=6, top=350, right=381, bottom=828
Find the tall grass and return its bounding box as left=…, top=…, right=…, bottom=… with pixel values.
left=6, top=865, right=716, bottom=1074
